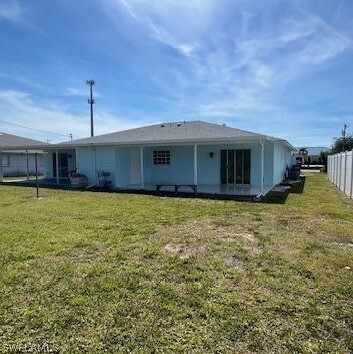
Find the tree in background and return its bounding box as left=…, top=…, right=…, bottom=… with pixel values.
left=330, top=136, right=353, bottom=154
left=298, top=147, right=308, bottom=165
left=331, top=123, right=353, bottom=153
left=323, top=124, right=353, bottom=171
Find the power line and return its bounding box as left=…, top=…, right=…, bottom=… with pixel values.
left=0, top=119, right=70, bottom=137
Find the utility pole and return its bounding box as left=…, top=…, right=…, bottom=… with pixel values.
left=86, top=80, right=95, bottom=137
left=342, top=123, right=348, bottom=152
left=342, top=123, right=347, bottom=139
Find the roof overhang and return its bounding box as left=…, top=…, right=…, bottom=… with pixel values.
left=0, top=136, right=296, bottom=151
left=272, top=139, right=297, bottom=152
left=0, top=145, right=48, bottom=151
left=35, top=136, right=292, bottom=149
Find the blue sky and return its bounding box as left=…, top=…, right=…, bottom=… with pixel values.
left=0, top=0, right=352, bottom=146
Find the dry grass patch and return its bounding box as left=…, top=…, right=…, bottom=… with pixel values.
left=154, top=219, right=260, bottom=268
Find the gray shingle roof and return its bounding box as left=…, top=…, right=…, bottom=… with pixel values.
left=0, top=132, right=47, bottom=148
left=60, top=121, right=291, bottom=147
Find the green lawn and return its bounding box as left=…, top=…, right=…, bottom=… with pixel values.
left=0, top=174, right=352, bottom=353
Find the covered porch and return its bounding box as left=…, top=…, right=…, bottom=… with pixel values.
left=42, top=148, right=77, bottom=184
left=0, top=148, right=77, bottom=185
left=118, top=139, right=269, bottom=197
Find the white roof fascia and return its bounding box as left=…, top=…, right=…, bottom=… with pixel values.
left=45, top=136, right=268, bottom=149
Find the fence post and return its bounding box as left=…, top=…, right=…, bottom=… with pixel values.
left=338, top=152, right=342, bottom=190
left=335, top=154, right=338, bottom=187
left=335, top=154, right=339, bottom=187
left=329, top=155, right=332, bottom=181
left=330, top=155, right=333, bottom=182
left=333, top=155, right=335, bottom=184
left=341, top=152, right=345, bottom=192
left=343, top=151, right=347, bottom=194
left=332, top=155, right=336, bottom=183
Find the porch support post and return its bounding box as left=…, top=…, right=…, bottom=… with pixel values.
left=140, top=146, right=144, bottom=189
left=260, top=139, right=264, bottom=195
left=55, top=149, right=59, bottom=185
left=26, top=149, right=29, bottom=180
left=93, top=146, right=97, bottom=185
left=193, top=144, right=198, bottom=186
left=0, top=150, right=3, bottom=183
left=75, top=148, right=78, bottom=173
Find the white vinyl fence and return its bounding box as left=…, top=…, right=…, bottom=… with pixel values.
left=327, top=150, right=353, bottom=199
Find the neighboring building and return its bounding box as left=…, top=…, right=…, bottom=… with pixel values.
left=295, top=146, right=329, bottom=165
left=0, top=132, right=47, bottom=178
left=37, top=121, right=295, bottom=197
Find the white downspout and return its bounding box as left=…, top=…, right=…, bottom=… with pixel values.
left=55, top=150, right=59, bottom=185
left=86, top=145, right=97, bottom=188
left=26, top=149, right=29, bottom=180
left=255, top=139, right=265, bottom=200
left=75, top=148, right=78, bottom=172
left=194, top=144, right=198, bottom=186
left=94, top=147, right=97, bottom=185
left=140, top=146, right=144, bottom=189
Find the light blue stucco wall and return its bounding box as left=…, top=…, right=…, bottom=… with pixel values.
left=53, top=140, right=292, bottom=188
left=273, top=143, right=293, bottom=185
left=198, top=142, right=271, bottom=186
left=76, top=147, right=95, bottom=184
left=116, top=148, right=131, bottom=186
left=143, top=145, right=194, bottom=185
left=142, top=142, right=274, bottom=187
left=75, top=146, right=117, bottom=185
left=95, top=147, right=116, bottom=184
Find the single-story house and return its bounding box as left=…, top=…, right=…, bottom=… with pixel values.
left=2, top=121, right=296, bottom=197
left=0, top=132, right=47, bottom=178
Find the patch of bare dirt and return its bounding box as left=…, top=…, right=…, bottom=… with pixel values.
left=330, top=242, right=353, bottom=250
left=154, top=219, right=261, bottom=266
left=164, top=243, right=206, bottom=259
left=227, top=255, right=245, bottom=269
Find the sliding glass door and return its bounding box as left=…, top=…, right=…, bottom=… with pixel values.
left=220, top=149, right=251, bottom=185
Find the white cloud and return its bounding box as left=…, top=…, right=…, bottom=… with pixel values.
left=64, top=87, right=102, bottom=98
left=100, top=1, right=352, bottom=147
left=0, top=90, right=142, bottom=143
left=0, top=1, right=24, bottom=22
left=65, top=87, right=89, bottom=97
left=105, top=0, right=216, bottom=57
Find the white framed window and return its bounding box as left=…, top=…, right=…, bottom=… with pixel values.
left=153, top=150, right=170, bottom=165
